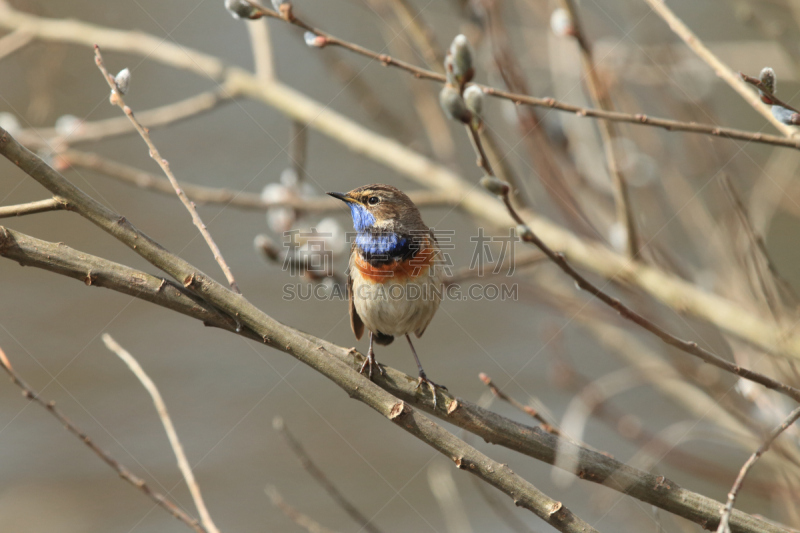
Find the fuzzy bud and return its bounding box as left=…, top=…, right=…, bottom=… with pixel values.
left=304, top=31, right=327, bottom=48
left=771, top=105, right=800, bottom=125
left=225, top=0, right=261, bottom=19
left=516, top=224, right=534, bottom=241
left=54, top=114, right=84, bottom=137
left=114, top=68, right=131, bottom=95
left=760, top=67, right=776, bottom=95
left=463, top=85, right=484, bottom=117
left=447, top=34, right=474, bottom=86
left=0, top=113, right=20, bottom=136
left=550, top=8, right=574, bottom=37
left=439, top=85, right=471, bottom=123
left=480, top=176, right=509, bottom=196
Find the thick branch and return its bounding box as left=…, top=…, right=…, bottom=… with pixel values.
left=0, top=148, right=597, bottom=533
left=0, top=227, right=789, bottom=533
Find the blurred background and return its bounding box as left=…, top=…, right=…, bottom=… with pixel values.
left=2, top=0, right=800, bottom=531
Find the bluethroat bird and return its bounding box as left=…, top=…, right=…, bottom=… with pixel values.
left=328, top=184, right=446, bottom=407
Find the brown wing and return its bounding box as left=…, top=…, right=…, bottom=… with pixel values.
left=347, top=267, right=365, bottom=341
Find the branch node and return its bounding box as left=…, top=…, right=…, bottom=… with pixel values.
left=388, top=401, right=406, bottom=420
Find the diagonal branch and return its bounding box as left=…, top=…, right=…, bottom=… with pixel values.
left=102, top=334, right=221, bottom=533
left=0, top=345, right=208, bottom=533
left=93, top=46, right=241, bottom=294
left=0, top=226, right=790, bottom=533
left=641, top=0, right=795, bottom=137
left=0, top=142, right=599, bottom=533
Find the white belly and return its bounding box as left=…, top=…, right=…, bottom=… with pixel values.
left=351, top=265, right=442, bottom=337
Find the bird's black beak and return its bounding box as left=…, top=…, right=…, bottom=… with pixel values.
left=327, top=191, right=352, bottom=203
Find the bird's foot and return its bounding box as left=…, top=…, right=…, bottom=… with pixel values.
left=415, top=372, right=447, bottom=409
left=359, top=350, right=385, bottom=380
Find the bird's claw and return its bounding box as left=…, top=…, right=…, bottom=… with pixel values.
left=359, top=352, right=384, bottom=380
left=415, top=373, right=447, bottom=409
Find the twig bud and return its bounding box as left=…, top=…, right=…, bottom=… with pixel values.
left=463, top=85, right=484, bottom=117
left=439, top=85, right=471, bottom=123
left=114, top=68, right=131, bottom=95
left=480, top=176, right=509, bottom=196
left=446, top=34, right=474, bottom=87
left=516, top=224, right=534, bottom=241
left=304, top=31, right=328, bottom=48
left=550, top=8, right=574, bottom=37
left=272, top=0, right=293, bottom=20
left=225, top=0, right=261, bottom=19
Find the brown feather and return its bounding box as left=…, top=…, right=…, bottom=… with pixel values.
left=347, top=270, right=364, bottom=340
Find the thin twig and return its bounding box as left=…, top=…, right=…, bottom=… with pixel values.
left=479, top=373, right=559, bottom=434
left=101, top=334, right=220, bottom=533
left=740, top=73, right=800, bottom=115
left=466, top=124, right=495, bottom=176
left=266, top=486, right=340, bottom=533
left=59, top=149, right=457, bottom=211
left=717, top=405, right=800, bottom=533
left=234, top=0, right=800, bottom=151
left=383, top=0, right=444, bottom=72
left=4, top=3, right=800, bottom=153
left=559, top=0, right=640, bottom=259
left=0, top=198, right=63, bottom=218
left=17, top=88, right=235, bottom=150
left=273, top=417, right=383, bottom=533
left=722, top=175, right=796, bottom=316
left=641, top=0, right=796, bottom=137
left=93, top=46, right=241, bottom=294
left=0, top=346, right=207, bottom=533
left=497, top=186, right=800, bottom=403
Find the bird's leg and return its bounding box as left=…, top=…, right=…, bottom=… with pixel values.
left=406, top=335, right=446, bottom=409
left=359, top=332, right=385, bottom=379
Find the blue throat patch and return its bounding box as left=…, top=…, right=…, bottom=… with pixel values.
left=347, top=202, right=375, bottom=232
left=347, top=202, right=408, bottom=258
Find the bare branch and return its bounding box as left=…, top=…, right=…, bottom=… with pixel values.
left=102, top=334, right=220, bottom=533
left=94, top=46, right=241, bottom=294
left=266, top=486, right=340, bottom=533
left=0, top=226, right=791, bottom=533
left=641, top=0, right=795, bottom=136
left=274, top=417, right=382, bottom=533
left=496, top=186, right=800, bottom=404
left=0, top=345, right=208, bottom=533
left=557, top=0, right=640, bottom=259
left=717, top=406, right=800, bottom=533
left=0, top=198, right=64, bottom=218
left=59, top=149, right=457, bottom=212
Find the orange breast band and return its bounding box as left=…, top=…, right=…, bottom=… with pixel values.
left=354, top=242, right=436, bottom=282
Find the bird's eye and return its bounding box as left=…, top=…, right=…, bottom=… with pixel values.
left=368, top=196, right=380, bottom=205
